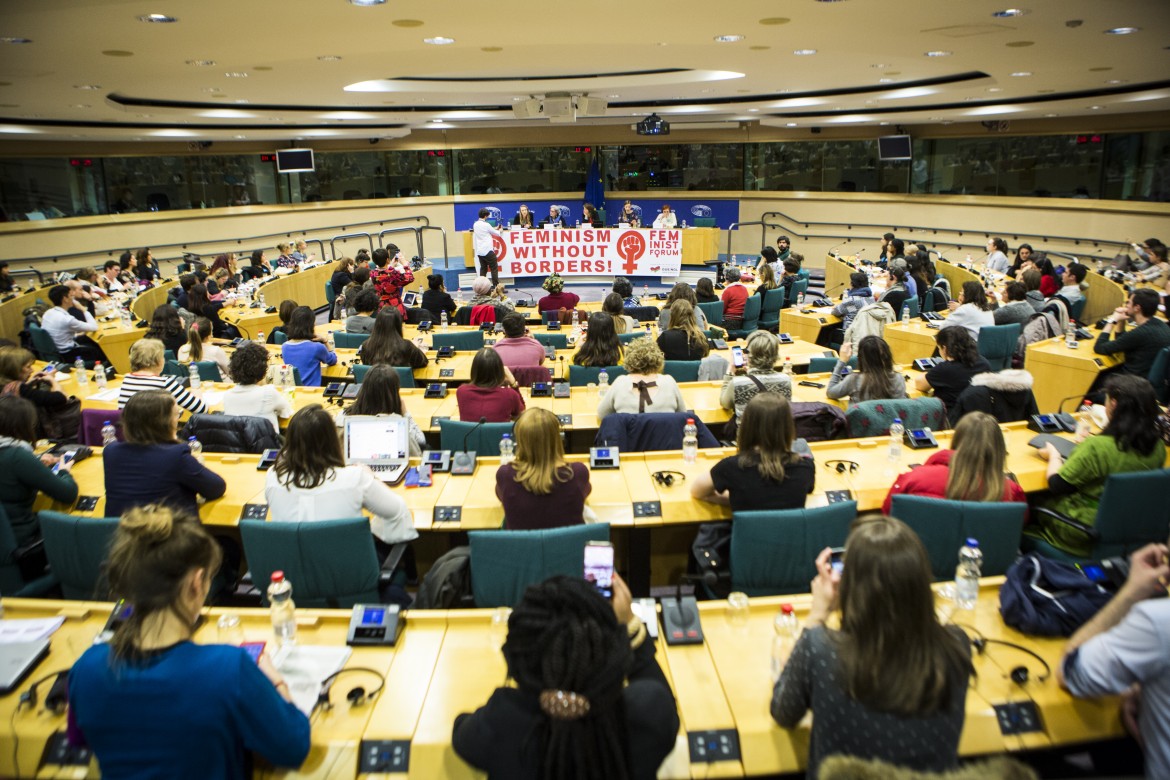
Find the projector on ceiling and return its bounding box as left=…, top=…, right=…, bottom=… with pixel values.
left=636, top=114, right=670, bottom=136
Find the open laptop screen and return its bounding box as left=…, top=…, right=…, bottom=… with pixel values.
left=344, top=416, right=408, bottom=463
left=402, top=291, right=420, bottom=308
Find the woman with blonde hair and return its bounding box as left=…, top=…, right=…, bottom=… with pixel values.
left=656, top=282, right=709, bottom=331
left=496, top=408, right=592, bottom=529
left=719, top=330, right=791, bottom=426
left=597, top=337, right=686, bottom=418
left=178, top=317, right=230, bottom=380
left=274, top=242, right=297, bottom=270
left=657, top=299, right=710, bottom=361
left=882, top=411, right=1026, bottom=513
left=755, top=263, right=778, bottom=296
left=602, top=293, right=636, bottom=335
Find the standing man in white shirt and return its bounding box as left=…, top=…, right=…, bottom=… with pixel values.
left=652, top=205, right=677, bottom=229
left=40, top=284, right=109, bottom=364
left=472, top=207, right=502, bottom=287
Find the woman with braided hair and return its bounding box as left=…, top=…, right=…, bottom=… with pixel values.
left=452, top=574, right=678, bottom=779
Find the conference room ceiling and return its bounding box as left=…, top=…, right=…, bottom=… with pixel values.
left=0, top=0, right=1167, bottom=142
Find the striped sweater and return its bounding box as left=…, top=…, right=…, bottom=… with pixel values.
left=116, top=373, right=207, bottom=414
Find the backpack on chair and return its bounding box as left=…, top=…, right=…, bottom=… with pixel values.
left=1013, top=298, right=1069, bottom=368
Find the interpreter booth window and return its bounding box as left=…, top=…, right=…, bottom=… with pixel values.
left=103, top=155, right=193, bottom=213
left=915, top=135, right=1104, bottom=198
left=453, top=147, right=589, bottom=195
left=746, top=140, right=910, bottom=194
left=0, top=156, right=106, bottom=220
left=289, top=150, right=447, bottom=203
left=1101, top=131, right=1170, bottom=202
left=609, top=144, right=742, bottom=191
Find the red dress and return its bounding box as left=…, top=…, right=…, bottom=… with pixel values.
left=372, top=266, right=415, bottom=315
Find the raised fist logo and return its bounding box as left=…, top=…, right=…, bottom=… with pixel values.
left=617, top=230, right=647, bottom=275
left=492, top=234, right=507, bottom=260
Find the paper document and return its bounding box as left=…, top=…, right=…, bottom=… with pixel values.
left=0, top=616, right=65, bottom=644
left=86, top=388, right=120, bottom=402
left=271, top=644, right=353, bottom=716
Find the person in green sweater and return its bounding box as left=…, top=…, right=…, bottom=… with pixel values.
left=0, top=395, right=78, bottom=546
left=1034, top=374, right=1166, bottom=556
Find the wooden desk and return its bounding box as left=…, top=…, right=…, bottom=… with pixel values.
left=883, top=320, right=944, bottom=366
left=780, top=307, right=840, bottom=345
left=0, top=286, right=47, bottom=342
left=1081, top=269, right=1127, bottom=326
left=90, top=320, right=152, bottom=374
left=130, top=279, right=179, bottom=322
left=935, top=260, right=982, bottom=298
left=461, top=228, right=719, bottom=269
left=1024, top=334, right=1122, bottom=412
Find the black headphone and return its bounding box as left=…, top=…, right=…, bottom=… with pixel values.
left=963, top=626, right=1052, bottom=685
left=19, top=670, right=70, bottom=714
left=825, top=459, right=860, bottom=474
left=315, top=667, right=386, bottom=711
left=652, top=470, right=686, bottom=487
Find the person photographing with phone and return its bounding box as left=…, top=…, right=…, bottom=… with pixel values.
left=370, top=245, right=415, bottom=316
left=473, top=208, right=503, bottom=287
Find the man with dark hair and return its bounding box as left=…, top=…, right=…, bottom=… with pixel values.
left=993, top=281, right=1035, bottom=326
left=171, top=273, right=196, bottom=310
left=0, top=262, right=14, bottom=293
left=473, top=207, right=502, bottom=286
left=1094, top=288, right=1170, bottom=377
left=1058, top=262, right=1088, bottom=306
left=775, top=235, right=792, bottom=264
left=493, top=313, right=545, bottom=369
left=40, top=284, right=108, bottom=364
left=371, top=247, right=390, bottom=268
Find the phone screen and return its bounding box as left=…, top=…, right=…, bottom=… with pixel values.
left=829, top=547, right=845, bottom=576
left=584, top=542, right=615, bottom=599
left=731, top=347, right=744, bottom=368
left=240, top=641, right=266, bottom=664
left=1077, top=564, right=1109, bottom=583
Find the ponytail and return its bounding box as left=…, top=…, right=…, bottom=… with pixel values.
left=187, top=317, right=211, bottom=363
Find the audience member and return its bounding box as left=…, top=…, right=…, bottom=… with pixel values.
left=118, top=339, right=207, bottom=413
left=493, top=313, right=546, bottom=369
left=330, top=257, right=356, bottom=297
left=0, top=346, right=73, bottom=429
left=135, top=248, right=160, bottom=283
left=345, top=288, right=379, bottom=334
left=456, top=348, right=525, bottom=422
left=985, top=237, right=1010, bottom=273
left=696, top=277, right=719, bottom=304
left=1093, top=288, right=1170, bottom=377
left=340, top=365, right=426, bottom=457
left=1005, top=243, right=1035, bottom=278
left=266, top=300, right=298, bottom=345
left=878, top=268, right=912, bottom=318
left=280, top=306, right=337, bottom=387
left=370, top=246, right=415, bottom=315
left=104, top=390, right=225, bottom=517
left=178, top=317, right=230, bottom=379
left=572, top=312, right=624, bottom=368
left=827, top=272, right=876, bottom=345
left=1020, top=268, right=1046, bottom=312
left=771, top=515, right=973, bottom=777
left=720, top=268, right=749, bottom=330
left=755, top=262, right=778, bottom=296
left=915, top=328, right=991, bottom=411
left=657, top=300, right=710, bottom=361
left=1056, top=262, right=1088, bottom=306
left=827, top=336, right=907, bottom=405
left=940, top=281, right=995, bottom=337
left=1037, top=257, right=1061, bottom=297
left=41, top=284, right=106, bottom=364
left=537, top=273, right=580, bottom=314
left=597, top=338, right=685, bottom=418
left=612, top=277, right=639, bottom=307
left=602, top=293, right=637, bottom=334
left=496, top=408, right=592, bottom=529
left=222, top=342, right=291, bottom=435
left=334, top=266, right=372, bottom=320
left=359, top=307, right=428, bottom=369
left=273, top=243, right=297, bottom=270
left=421, top=274, right=457, bottom=324
left=0, top=395, right=77, bottom=546
left=658, top=282, right=709, bottom=331
left=720, top=331, right=791, bottom=424
left=187, top=284, right=232, bottom=339
left=993, top=281, right=1035, bottom=325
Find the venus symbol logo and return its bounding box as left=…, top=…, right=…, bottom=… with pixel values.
left=617, top=230, right=647, bottom=275
left=491, top=233, right=507, bottom=261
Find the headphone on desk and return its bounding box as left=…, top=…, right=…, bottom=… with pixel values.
left=825, top=459, right=860, bottom=474
left=652, top=470, right=687, bottom=487
left=315, top=667, right=386, bottom=711
left=960, top=625, right=1051, bottom=685
left=19, top=669, right=70, bottom=715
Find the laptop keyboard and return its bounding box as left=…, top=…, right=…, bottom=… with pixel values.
left=370, top=463, right=408, bottom=483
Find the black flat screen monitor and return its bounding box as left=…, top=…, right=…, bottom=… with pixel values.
left=276, top=148, right=315, bottom=173
left=877, top=135, right=912, bottom=160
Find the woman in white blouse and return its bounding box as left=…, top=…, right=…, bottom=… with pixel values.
left=221, top=341, right=292, bottom=434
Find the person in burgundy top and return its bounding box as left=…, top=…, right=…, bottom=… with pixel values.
left=370, top=245, right=415, bottom=316
left=496, top=408, right=591, bottom=529
left=456, top=348, right=526, bottom=422
left=720, top=267, right=750, bottom=330
left=492, top=314, right=546, bottom=370
left=537, top=273, right=581, bottom=313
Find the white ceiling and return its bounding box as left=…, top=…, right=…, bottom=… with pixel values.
left=0, top=0, right=1168, bottom=142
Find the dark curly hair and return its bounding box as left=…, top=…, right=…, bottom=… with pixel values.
left=227, top=341, right=270, bottom=386
left=611, top=277, right=633, bottom=299
left=934, top=326, right=981, bottom=367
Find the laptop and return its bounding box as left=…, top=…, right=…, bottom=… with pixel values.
left=402, top=291, right=420, bottom=308
left=0, top=639, right=50, bottom=695
left=343, top=415, right=410, bottom=484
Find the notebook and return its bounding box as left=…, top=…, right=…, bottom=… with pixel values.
left=0, top=639, right=50, bottom=694
left=343, top=415, right=410, bottom=484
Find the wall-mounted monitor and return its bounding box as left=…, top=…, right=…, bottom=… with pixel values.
left=276, top=148, right=315, bottom=173
left=877, top=135, right=912, bottom=160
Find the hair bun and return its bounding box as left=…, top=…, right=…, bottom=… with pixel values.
left=120, top=505, right=175, bottom=543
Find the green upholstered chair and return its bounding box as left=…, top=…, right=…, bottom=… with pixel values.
left=272, top=331, right=288, bottom=345
left=728, top=502, right=857, bottom=596
left=325, top=280, right=337, bottom=307
left=726, top=294, right=762, bottom=340
left=619, top=332, right=650, bottom=345
left=468, top=524, right=611, bottom=607
left=663, top=360, right=701, bottom=383
left=696, top=300, right=724, bottom=329
left=352, top=364, right=415, bottom=387
left=534, top=332, right=568, bottom=349
left=568, top=364, right=626, bottom=387
left=977, top=323, right=1022, bottom=371
left=1069, top=298, right=1086, bottom=323
left=786, top=278, right=809, bottom=308
left=352, top=363, right=371, bottom=383
left=334, top=331, right=370, bottom=349
left=39, top=512, right=120, bottom=600
left=438, top=419, right=515, bottom=455
left=889, top=496, right=1026, bottom=580
left=1022, top=469, right=1170, bottom=562
left=163, top=350, right=177, bottom=362
left=28, top=324, right=63, bottom=362
left=0, top=504, right=57, bottom=597
left=845, top=397, right=947, bottom=438
left=239, top=517, right=400, bottom=608
left=190, top=361, right=222, bottom=382
left=902, top=296, right=920, bottom=319
left=433, top=330, right=485, bottom=352
left=1149, top=346, right=1170, bottom=405
left=161, top=359, right=187, bottom=379
left=758, top=288, right=787, bottom=331
left=807, top=355, right=857, bottom=373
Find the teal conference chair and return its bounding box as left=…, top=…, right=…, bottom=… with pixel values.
left=902, top=296, right=920, bottom=319
left=728, top=502, right=857, bottom=596
left=696, top=300, right=724, bottom=329
left=758, top=288, right=787, bottom=331
left=534, top=332, right=568, bottom=350
left=786, top=277, right=809, bottom=308
left=190, top=361, right=222, bottom=382
left=806, top=355, right=857, bottom=373
left=726, top=294, right=762, bottom=340
left=1023, top=469, right=1170, bottom=562
left=239, top=518, right=396, bottom=608
left=1147, top=346, right=1170, bottom=405
left=39, top=512, right=120, bottom=600
left=438, top=419, right=515, bottom=455
left=28, top=324, right=63, bottom=362
left=663, top=360, right=701, bottom=383
left=352, top=363, right=417, bottom=388
left=325, top=281, right=337, bottom=308
left=161, top=358, right=187, bottom=379
left=433, top=331, right=485, bottom=352
left=1069, top=298, right=1086, bottom=323
left=272, top=331, right=288, bottom=345
left=568, top=365, right=626, bottom=387
left=469, top=524, right=611, bottom=607
left=889, top=496, right=1026, bottom=580
left=977, top=323, right=1022, bottom=371
left=0, top=505, right=57, bottom=597
left=619, top=332, right=650, bottom=345
left=334, top=331, right=370, bottom=349
left=692, top=217, right=716, bottom=228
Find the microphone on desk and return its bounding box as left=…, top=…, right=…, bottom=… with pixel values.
left=451, top=416, right=487, bottom=476
left=1055, top=394, right=1090, bottom=414
left=513, top=289, right=535, bottom=308
left=557, top=355, right=566, bottom=382
left=827, top=242, right=845, bottom=257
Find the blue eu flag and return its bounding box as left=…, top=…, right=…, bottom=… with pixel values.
left=584, top=153, right=605, bottom=220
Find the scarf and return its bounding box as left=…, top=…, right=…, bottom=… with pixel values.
left=0, top=435, right=33, bottom=453
left=632, top=380, right=657, bottom=413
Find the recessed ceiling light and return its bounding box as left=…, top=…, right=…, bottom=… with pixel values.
left=225, top=71, right=249, bottom=77
left=317, top=55, right=342, bottom=61
left=747, top=108, right=759, bottom=112
left=137, top=14, right=178, bottom=23
left=348, top=0, right=385, bottom=5
left=233, top=134, right=247, bottom=139
left=70, top=104, right=91, bottom=108
left=607, top=94, right=620, bottom=98
left=714, top=35, right=744, bottom=42
left=1104, top=27, right=1140, bottom=35
left=1044, top=113, right=1057, bottom=117
left=0, top=37, right=32, bottom=44
left=929, top=116, right=943, bottom=121
left=759, top=17, right=791, bottom=25
left=186, top=59, right=214, bottom=66
left=1088, top=105, right=1103, bottom=109
left=699, top=88, right=714, bottom=93
left=392, top=19, right=423, bottom=27
left=786, top=123, right=797, bottom=127
left=878, top=78, right=893, bottom=83
left=987, top=87, right=1003, bottom=92
left=423, top=36, right=455, bottom=45
left=793, top=49, right=817, bottom=55
left=1010, top=71, right=1032, bottom=77
left=925, top=50, right=952, bottom=57
left=992, top=8, right=1028, bottom=17
left=234, top=99, right=249, bottom=104
left=74, top=84, right=102, bottom=90
left=1105, top=79, right=1127, bottom=85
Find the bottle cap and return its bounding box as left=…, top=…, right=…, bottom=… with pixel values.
left=781, top=603, right=794, bottom=615
left=966, top=537, right=979, bottom=548
left=104, top=420, right=111, bottom=425
left=686, top=417, right=695, bottom=424
left=892, top=417, right=902, bottom=424
left=271, top=570, right=285, bottom=583
left=188, top=436, right=196, bottom=442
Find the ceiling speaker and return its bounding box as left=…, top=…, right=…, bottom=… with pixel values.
left=543, top=97, right=574, bottom=119
left=576, top=97, right=608, bottom=117
left=512, top=99, right=542, bottom=120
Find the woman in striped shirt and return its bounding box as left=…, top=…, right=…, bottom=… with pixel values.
left=117, top=338, right=207, bottom=414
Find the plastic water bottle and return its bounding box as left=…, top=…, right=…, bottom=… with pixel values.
left=902, top=305, right=911, bottom=326
left=499, top=434, right=515, bottom=465
left=268, top=571, right=297, bottom=645
left=74, top=357, right=88, bottom=386
left=771, top=604, right=800, bottom=683
left=782, top=356, right=793, bottom=376
left=188, top=363, right=202, bottom=390
left=101, top=420, right=117, bottom=446
left=597, top=368, right=609, bottom=395
left=1076, top=401, right=1094, bottom=439
left=256, top=329, right=265, bottom=344
left=1065, top=323, right=1077, bottom=349
left=681, top=219, right=687, bottom=229
left=326, top=329, right=335, bottom=350
left=120, top=308, right=132, bottom=328
left=888, top=418, right=904, bottom=464
left=682, top=418, right=698, bottom=464
left=440, top=309, right=448, bottom=329
left=575, top=219, right=581, bottom=228
left=94, top=361, right=107, bottom=390
left=259, top=292, right=267, bottom=309
left=642, top=284, right=649, bottom=301
left=187, top=435, right=203, bottom=464
left=955, top=539, right=982, bottom=610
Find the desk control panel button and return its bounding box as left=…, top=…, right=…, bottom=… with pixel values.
left=633, top=501, right=662, bottom=518
left=359, top=739, right=410, bottom=772
left=433, top=506, right=462, bottom=523
left=688, top=729, right=740, bottom=763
